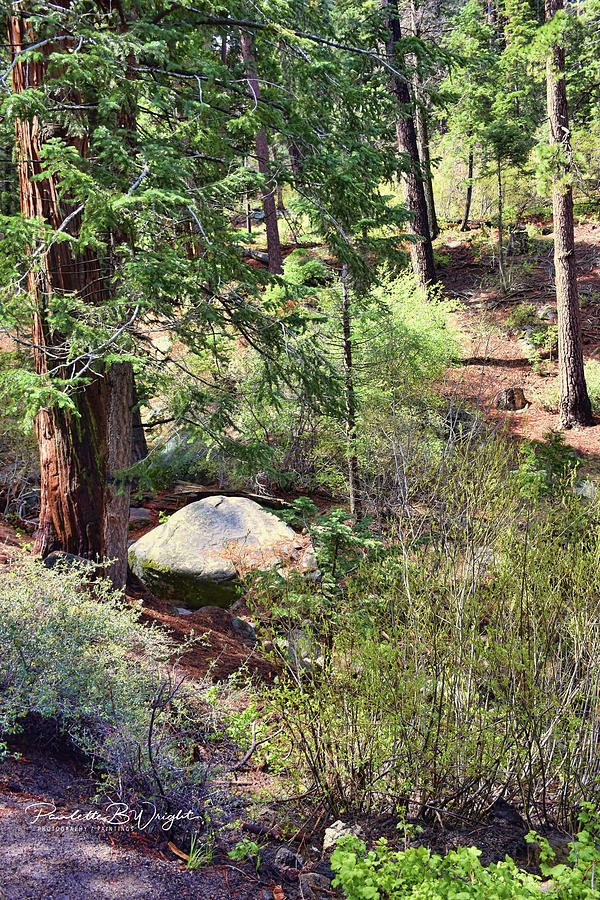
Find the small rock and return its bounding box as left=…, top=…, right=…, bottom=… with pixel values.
left=323, top=820, right=364, bottom=853
left=494, top=387, right=528, bottom=411
left=302, top=548, right=318, bottom=571
left=488, top=798, right=525, bottom=830
left=274, top=846, right=304, bottom=870
left=231, top=616, right=257, bottom=643
left=43, top=551, right=95, bottom=571
left=299, top=872, right=332, bottom=894
left=128, top=507, right=153, bottom=528
left=175, top=607, right=193, bottom=615
left=537, top=306, right=557, bottom=323
left=305, top=567, right=322, bottom=584
left=444, top=405, right=478, bottom=438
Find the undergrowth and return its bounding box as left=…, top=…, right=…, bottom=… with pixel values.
left=331, top=805, right=600, bottom=898
left=255, top=435, right=600, bottom=827
left=0, top=557, right=233, bottom=841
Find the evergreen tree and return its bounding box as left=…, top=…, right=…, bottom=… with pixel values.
left=544, top=0, right=593, bottom=426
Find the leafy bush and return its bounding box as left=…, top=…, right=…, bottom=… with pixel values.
left=0, top=349, right=39, bottom=516
left=514, top=430, right=581, bottom=500
left=505, top=303, right=536, bottom=332
left=0, top=558, right=227, bottom=834
left=282, top=249, right=332, bottom=287
left=263, top=438, right=600, bottom=825
left=330, top=808, right=600, bottom=899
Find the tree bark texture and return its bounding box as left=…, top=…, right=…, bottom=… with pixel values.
left=240, top=31, right=283, bottom=274
left=103, top=362, right=133, bottom=588
left=460, top=149, right=474, bottom=231
left=497, top=158, right=506, bottom=287
left=383, top=0, right=436, bottom=287
left=342, top=266, right=361, bottom=519
left=9, top=9, right=134, bottom=582
left=545, top=0, right=593, bottom=427
left=409, top=0, right=438, bottom=240
left=414, top=93, right=438, bottom=239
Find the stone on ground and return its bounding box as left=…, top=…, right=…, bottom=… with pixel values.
left=129, top=495, right=301, bottom=608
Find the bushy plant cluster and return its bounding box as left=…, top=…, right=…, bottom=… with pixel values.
left=0, top=348, right=38, bottom=516
left=261, top=436, right=600, bottom=826
left=0, top=558, right=228, bottom=835
left=331, top=807, right=600, bottom=899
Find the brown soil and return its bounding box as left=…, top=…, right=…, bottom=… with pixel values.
left=437, top=219, right=600, bottom=469
left=128, top=580, right=279, bottom=683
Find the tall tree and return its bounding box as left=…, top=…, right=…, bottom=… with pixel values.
left=545, top=0, right=593, bottom=427
left=7, top=9, right=132, bottom=582
left=341, top=266, right=361, bottom=518
left=409, top=0, right=439, bottom=240
left=382, top=0, right=437, bottom=287
left=240, top=30, right=284, bottom=275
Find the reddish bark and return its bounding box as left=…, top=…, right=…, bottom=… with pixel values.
left=240, top=31, right=283, bottom=275
left=8, top=10, right=132, bottom=581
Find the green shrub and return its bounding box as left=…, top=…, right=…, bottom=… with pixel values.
left=514, top=430, right=581, bottom=500
left=506, top=303, right=536, bottom=332
left=0, top=558, right=225, bottom=832
left=0, top=348, right=39, bottom=515
left=263, top=438, right=600, bottom=825
left=330, top=808, right=600, bottom=899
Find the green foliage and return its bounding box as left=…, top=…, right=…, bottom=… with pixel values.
left=331, top=808, right=600, bottom=899
left=186, top=833, right=214, bottom=870
left=262, top=436, right=600, bottom=824
left=514, top=431, right=581, bottom=501
left=0, top=557, right=221, bottom=825
left=228, top=838, right=262, bottom=871
left=221, top=270, right=458, bottom=501
left=506, top=303, right=537, bottom=332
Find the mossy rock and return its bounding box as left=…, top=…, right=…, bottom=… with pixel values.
left=128, top=495, right=297, bottom=610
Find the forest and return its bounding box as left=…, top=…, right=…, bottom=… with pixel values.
left=3, top=0, right=600, bottom=897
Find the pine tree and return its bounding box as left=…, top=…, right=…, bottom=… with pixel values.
left=545, top=0, right=593, bottom=427
left=382, top=0, right=437, bottom=287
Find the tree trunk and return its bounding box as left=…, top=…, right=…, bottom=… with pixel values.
left=342, top=266, right=361, bottom=518
left=383, top=0, right=436, bottom=287
left=414, top=95, right=439, bottom=239
left=409, top=0, right=438, bottom=240
left=103, top=363, right=133, bottom=588
left=240, top=31, right=283, bottom=274
left=545, top=0, right=592, bottom=427
left=460, top=150, right=474, bottom=231
left=497, top=158, right=506, bottom=287
left=9, top=10, right=133, bottom=583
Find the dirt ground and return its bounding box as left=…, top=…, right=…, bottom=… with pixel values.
left=438, top=219, right=600, bottom=469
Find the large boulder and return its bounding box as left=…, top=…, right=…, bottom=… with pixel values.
left=128, top=495, right=299, bottom=608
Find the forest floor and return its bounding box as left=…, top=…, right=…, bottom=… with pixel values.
left=3, top=216, right=599, bottom=898
left=437, top=217, right=600, bottom=472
